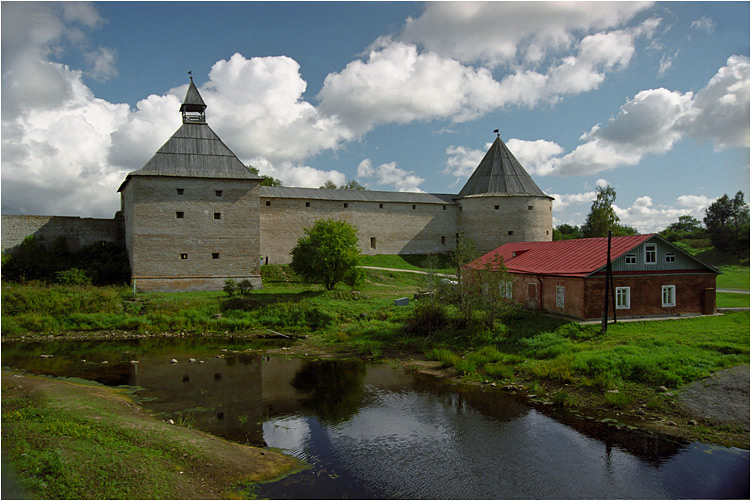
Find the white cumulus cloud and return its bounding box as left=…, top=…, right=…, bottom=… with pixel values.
left=357, top=158, right=425, bottom=192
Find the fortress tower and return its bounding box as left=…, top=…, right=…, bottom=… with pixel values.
left=456, top=135, right=553, bottom=253
left=118, top=78, right=263, bottom=292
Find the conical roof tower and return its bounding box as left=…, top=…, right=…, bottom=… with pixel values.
left=458, top=135, right=550, bottom=199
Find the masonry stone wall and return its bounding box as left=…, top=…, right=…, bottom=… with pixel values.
left=457, top=195, right=553, bottom=254
left=1, top=214, right=122, bottom=254
left=122, top=176, right=261, bottom=292
left=260, top=196, right=460, bottom=264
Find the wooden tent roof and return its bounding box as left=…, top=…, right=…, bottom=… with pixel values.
left=119, top=79, right=259, bottom=191
left=458, top=136, right=552, bottom=199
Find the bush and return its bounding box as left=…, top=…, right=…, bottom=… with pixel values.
left=55, top=268, right=91, bottom=286
left=223, top=279, right=238, bottom=297
left=427, top=348, right=461, bottom=368
left=237, top=279, right=254, bottom=296
left=403, top=302, right=449, bottom=336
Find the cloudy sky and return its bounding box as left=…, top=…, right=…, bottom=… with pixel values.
left=2, top=1, right=749, bottom=232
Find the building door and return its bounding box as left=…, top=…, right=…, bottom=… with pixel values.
left=526, top=282, right=538, bottom=309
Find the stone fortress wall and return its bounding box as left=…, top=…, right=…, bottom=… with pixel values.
left=258, top=190, right=553, bottom=264
left=120, top=176, right=262, bottom=292
left=1, top=214, right=122, bottom=254
left=260, top=193, right=461, bottom=264
left=2, top=190, right=555, bottom=269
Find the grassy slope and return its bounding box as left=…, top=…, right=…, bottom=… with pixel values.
left=358, top=253, right=455, bottom=274
left=1, top=372, right=304, bottom=499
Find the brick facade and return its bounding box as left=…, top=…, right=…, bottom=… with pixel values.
left=506, top=271, right=716, bottom=319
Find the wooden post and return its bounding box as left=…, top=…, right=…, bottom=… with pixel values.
left=602, top=231, right=612, bottom=334
left=609, top=232, right=616, bottom=324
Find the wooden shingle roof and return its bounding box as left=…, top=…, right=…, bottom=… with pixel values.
left=458, top=136, right=552, bottom=199
left=119, top=79, right=260, bottom=191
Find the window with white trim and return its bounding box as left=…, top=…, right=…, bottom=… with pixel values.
left=625, top=253, right=636, bottom=265
left=665, top=252, right=676, bottom=263
left=556, top=286, right=565, bottom=308
left=499, top=281, right=512, bottom=299
left=644, top=244, right=656, bottom=264
left=661, top=285, right=676, bottom=307
left=615, top=287, right=630, bottom=309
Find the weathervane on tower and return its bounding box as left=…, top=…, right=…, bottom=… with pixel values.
left=493, top=129, right=500, bottom=138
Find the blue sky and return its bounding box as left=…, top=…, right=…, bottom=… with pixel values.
left=2, top=1, right=749, bottom=232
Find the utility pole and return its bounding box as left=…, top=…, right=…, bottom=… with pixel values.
left=602, top=230, right=612, bottom=334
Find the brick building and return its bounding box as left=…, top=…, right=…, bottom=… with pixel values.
left=467, top=234, right=719, bottom=319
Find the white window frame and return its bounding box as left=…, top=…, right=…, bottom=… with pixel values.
left=615, top=287, right=630, bottom=309
left=625, top=253, right=636, bottom=265
left=661, top=285, right=676, bottom=307
left=644, top=244, right=656, bottom=265
left=556, top=286, right=565, bottom=308
left=499, top=281, right=512, bottom=299
left=665, top=252, right=676, bottom=263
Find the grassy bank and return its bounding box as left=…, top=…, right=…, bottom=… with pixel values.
left=2, top=262, right=749, bottom=447
left=1, top=371, right=304, bottom=499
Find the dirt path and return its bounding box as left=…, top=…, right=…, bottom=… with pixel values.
left=678, top=364, right=750, bottom=429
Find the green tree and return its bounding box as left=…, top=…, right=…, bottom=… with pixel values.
left=704, top=192, right=749, bottom=256
left=450, top=234, right=479, bottom=277
left=247, top=165, right=283, bottom=187
left=659, top=215, right=705, bottom=242
left=319, top=179, right=367, bottom=190
left=340, top=179, right=367, bottom=190
left=290, top=218, right=362, bottom=290
left=581, top=185, right=620, bottom=238
left=553, top=224, right=581, bottom=240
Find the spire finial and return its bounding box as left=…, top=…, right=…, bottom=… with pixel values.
left=493, top=129, right=500, bottom=138
left=188, top=70, right=193, bottom=81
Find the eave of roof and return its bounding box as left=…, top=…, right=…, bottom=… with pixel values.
left=259, top=186, right=458, bottom=204
left=467, top=234, right=655, bottom=277
left=458, top=136, right=552, bottom=199
left=468, top=234, right=720, bottom=277
left=118, top=123, right=261, bottom=191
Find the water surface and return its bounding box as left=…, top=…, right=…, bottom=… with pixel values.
left=3, top=339, right=748, bottom=499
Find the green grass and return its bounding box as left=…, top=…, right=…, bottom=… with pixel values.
left=717, top=292, right=750, bottom=308
left=716, top=264, right=750, bottom=290
left=1, top=373, right=302, bottom=499
left=358, top=254, right=455, bottom=274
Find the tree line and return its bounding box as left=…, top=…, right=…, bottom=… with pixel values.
left=553, top=185, right=749, bottom=257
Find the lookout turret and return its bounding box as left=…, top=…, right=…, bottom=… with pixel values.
left=180, top=75, right=207, bottom=124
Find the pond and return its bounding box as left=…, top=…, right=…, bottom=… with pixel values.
left=2, top=338, right=749, bottom=499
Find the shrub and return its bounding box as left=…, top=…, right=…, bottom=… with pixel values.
left=237, top=279, right=254, bottom=296
left=484, top=362, right=514, bottom=379
left=55, top=268, right=91, bottom=286
left=403, top=302, right=449, bottom=336
left=223, top=279, right=238, bottom=297
left=427, top=348, right=461, bottom=368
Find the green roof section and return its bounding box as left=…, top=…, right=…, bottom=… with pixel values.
left=458, top=136, right=552, bottom=199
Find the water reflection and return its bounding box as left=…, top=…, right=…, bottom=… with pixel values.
left=292, top=359, right=366, bottom=424
left=2, top=339, right=749, bottom=499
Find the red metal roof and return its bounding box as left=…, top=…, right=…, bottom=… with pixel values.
left=467, top=234, right=655, bottom=277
